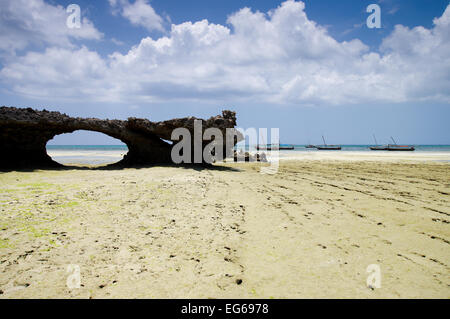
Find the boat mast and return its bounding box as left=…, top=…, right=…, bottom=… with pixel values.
left=373, top=134, right=378, bottom=146
left=259, top=132, right=266, bottom=147
left=322, top=135, right=327, bottom=146
left=390, top=136, right=397, bottom=145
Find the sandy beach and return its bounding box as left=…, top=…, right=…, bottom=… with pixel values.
left=0, top=156, right=449, bottom=298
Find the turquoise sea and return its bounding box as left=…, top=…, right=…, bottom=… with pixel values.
left=46, top=145, right=450, bottom=152
left=47, top=145, right=128, bottom=151
left=234, top=144, right=450, bottom=152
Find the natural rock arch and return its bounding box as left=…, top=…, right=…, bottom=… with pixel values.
left=0, top=107, right=242, bottom=169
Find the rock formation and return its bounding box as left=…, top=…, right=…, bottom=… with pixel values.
left=0, top=106, right=242, bottom=169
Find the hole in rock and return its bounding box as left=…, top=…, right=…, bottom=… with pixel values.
left=46, top=130, right=128, bottom=167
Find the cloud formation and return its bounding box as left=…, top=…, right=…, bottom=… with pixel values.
left=1, top=0, right=449, bottom=106
left=0, top=0, right=102, bottom=55
left=109, top=0, right=164, bottom=32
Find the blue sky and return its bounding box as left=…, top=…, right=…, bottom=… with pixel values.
left=0, top=0, right=449, bottom=145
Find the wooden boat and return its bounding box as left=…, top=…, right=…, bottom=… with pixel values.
left=316, top=136, right=341, bottom=150
left=256, top=135, right=294, bottom=150
left=370, top=137, right=414, bottom=151
left=370, top=134, right=388, bottom=150
left=256, top=144, right=294, bottom=150
left=386, top=144, right=415, bottom=151
left=305, top=144, right=316, bottom=149
left=370, top=145, right=388, bottom=150
left=316, top=145, right=341, bottom=150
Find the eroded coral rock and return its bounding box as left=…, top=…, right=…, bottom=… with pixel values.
left=0, top=106, right=242, bottom=168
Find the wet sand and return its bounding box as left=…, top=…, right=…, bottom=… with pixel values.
left=0, top=159, right=449, bottom=298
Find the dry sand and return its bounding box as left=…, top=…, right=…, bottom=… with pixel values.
left=0, top=158, right=449, bottom=298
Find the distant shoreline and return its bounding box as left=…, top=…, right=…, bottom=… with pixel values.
left=46, top=144, right=450, bottom=152
left=44, top=145, right=450, bottom=165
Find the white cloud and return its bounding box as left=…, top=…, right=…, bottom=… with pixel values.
left=109, top=0, right=164, bottom=32
left=111, top=38, right=125, bottom=46
left=1, top=0, right=449, bottom=106
left=1, top=46, right=109, bottom=100
left=0, top=0, right=102, bottom=55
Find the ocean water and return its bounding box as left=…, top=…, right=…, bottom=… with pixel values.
left=46, top=145, right=450, bottom=165
left=46, top=145, right=128, bottom=151
left=235, top=144, right=450, bottom=152
left=47, top=144, right=450, bottom=152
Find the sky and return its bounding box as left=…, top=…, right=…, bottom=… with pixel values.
left=0, top=0, right=449, bottom=145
